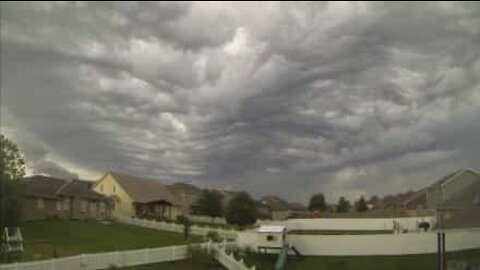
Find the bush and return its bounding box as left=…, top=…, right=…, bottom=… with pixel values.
left=206, top=231, right=222, bottom=242
left=176, top=215, right=188, bottom=225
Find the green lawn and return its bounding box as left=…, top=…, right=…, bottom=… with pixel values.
left=288, top=230, right=392, bottom=235
left=243, top=249, right=480, bottom=270
left=20, top=220, right=202, bottom=261
left=120, top=260, right=225, bottom=270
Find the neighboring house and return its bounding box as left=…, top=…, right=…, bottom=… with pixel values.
left=401, top=169, right=480, bottom=227
left=168, top=182, right=202, bottom=216
left=259, top=195, right=308, bottom=220
left=23, top=175, right=111, bottom=221
left=94, top=171, right=182, bottom=220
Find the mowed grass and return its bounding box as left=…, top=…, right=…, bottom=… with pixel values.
left=120, top=260, right=225, bottom=270
left=244, top=249, right=480, bottom=270
left=20, top=220, right=202, bottom=261
left=288, top=230, right=392, bottom=235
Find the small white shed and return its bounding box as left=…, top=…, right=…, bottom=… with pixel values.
left=257, top=225, right=287, bottom=250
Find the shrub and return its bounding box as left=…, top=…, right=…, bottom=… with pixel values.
left=206, top=231, right=222, bottom=242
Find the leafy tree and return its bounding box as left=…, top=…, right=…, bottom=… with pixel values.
left=1, top=134, right=26, bottom=231
left=308, top=193, right=327, bottom=211
left=192, top=190, right=224, bottom=218
left=369, top=195, right=379, bottom=203
left=225, top=192, right=257, bottom=226
left=336, top=197, right=350, bottom=213
left=355, top=196, right=369, bottom=212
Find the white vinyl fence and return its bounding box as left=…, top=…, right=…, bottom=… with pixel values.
left=117, top=216, right=238, bottom=240
left=256, top=216, right=437, bottom=232
left=208, top=242, right=256, bottom=270
left=0, top=242, right=258, bottom=270
left=237, top=227, right=480, bottom=256
left=190, top=215, right=228, bottom=225
left=0, top=244, right=191, bottom=270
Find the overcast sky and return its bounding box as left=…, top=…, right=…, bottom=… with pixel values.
left=1, top=2, right=479, bottom=203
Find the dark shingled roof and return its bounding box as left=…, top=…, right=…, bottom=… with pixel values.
left=58, top=179, right=108, bottom=201
left=109, top=171, right=181, bottom=206
left=23, top=175, right=108, bottom=201
left=23, top=175, right=66, bottom=199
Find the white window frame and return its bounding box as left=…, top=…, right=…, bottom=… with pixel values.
left=56, top=201, right=62, bottom=211
left=37, top=198, right=44, bottom=209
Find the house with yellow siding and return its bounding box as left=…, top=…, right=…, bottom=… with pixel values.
left=94, top=171, right=183, bottom=220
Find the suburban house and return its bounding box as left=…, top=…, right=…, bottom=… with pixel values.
left=23, top=175, right=111, bottom=221
left=93, top=171, right=183, bottom=220
left=401, top=169, right=480, bottom=227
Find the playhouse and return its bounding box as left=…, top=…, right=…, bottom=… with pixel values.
left=257, top=225, right=287, bottom=253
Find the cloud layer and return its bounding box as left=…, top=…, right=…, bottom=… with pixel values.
left=1, top=2, right=479, bottom=203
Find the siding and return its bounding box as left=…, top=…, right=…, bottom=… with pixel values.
left=22, top=197, right=69, bottom=221
left=93, top=173, right=134, bottom=217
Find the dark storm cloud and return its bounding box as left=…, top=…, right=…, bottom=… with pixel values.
left=1, top=2, right=479, bottom=202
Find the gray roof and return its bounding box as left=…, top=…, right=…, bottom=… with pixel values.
left=23, top=175, right=108, bottom=201
left=23, top=175, right=65, bottom=199
left=58, top=180, right=108, bottom=201
left=109, top=171, right=181, bottom=206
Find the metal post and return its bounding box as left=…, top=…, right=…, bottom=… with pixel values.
left=442, top=232, right=446, bottom=270
left=437, top=232, right=441, bottom=270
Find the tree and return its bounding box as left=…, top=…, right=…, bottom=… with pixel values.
left=369, top=195, right=379, bottom=203
left=225, top=192, right=257, bottom=226
left=1, top=134, right=26, bottom=231
left=308, top=193, right=327, bottom=211
left=336, top=197, right=350, bottom=213
left=355, top=196, right=369, bottom=212
left=192, top=190, right=224, bottom=218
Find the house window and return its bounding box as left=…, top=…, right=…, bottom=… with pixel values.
left=100, top=202, right=106, bottom=213
left=37, top=199, right=44, bottom=209
left=56, top=201, right=62, bottom=211
left=63, top=198, right=70, bottom=211
left=81, top=200, right=87, bottom=213
left=90, top=202, right=96, bottom=214
left=113, top=185, right=116, bottom=193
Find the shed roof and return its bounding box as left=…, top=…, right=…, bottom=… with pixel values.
left=257, top=225, right=286, bottom=233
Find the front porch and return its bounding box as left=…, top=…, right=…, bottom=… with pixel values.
left=134, top=200, right=173, bottom=221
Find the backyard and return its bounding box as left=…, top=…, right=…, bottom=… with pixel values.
left=19, top=220, right=202, bottom=261
left=242, top=249, right=480, bottom=270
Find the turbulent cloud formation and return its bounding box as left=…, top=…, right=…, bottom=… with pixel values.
left=1, top=2, right=479, bottom=203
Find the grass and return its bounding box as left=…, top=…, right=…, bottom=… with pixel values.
left=120, top=259, right=226, bottom=270
left=119, top=260, right=225, bottom=270
left=19, top=220, right=202, bottom=261
left=243, top=249, right=480, bottom=270
left=288, top=230, right=392, bottom=235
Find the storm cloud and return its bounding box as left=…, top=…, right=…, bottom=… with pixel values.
left=1, top=2, right=479, bottom=203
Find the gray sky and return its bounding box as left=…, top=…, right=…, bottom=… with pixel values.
left=1, top=2, right=479, bottom=204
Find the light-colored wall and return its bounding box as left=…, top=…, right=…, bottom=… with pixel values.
left=442, top=171, right=479, bottom=202
left=22, top=197, right=68, bottom=221
left=237, top=228, right=480, bottom=256
left=256, top=217, right=436, bottom=232
left=70, top=197, right=109, bottom=220
left=93, top=173, right=134, bottom=217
